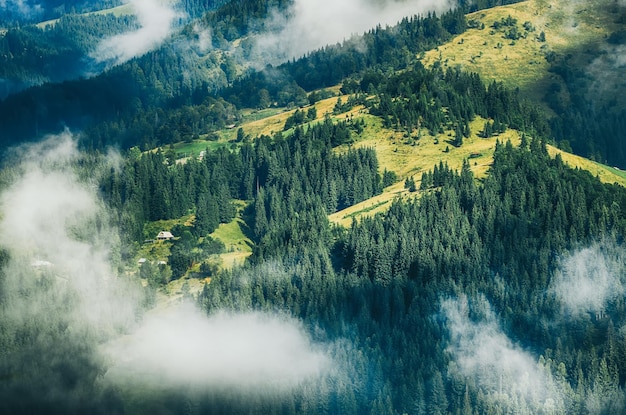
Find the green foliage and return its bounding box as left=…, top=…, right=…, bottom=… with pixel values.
left=492, top=14, right=518, bottom=30
left=381, top=169, right=397, bottom=188
left=367, top=64, right=546, bottom=141
left=0, top=14, right=136, bottom=96
left=192, top=140, right=626, bottom=414
left=404, top=176, right=416, bottom=192
left=538, top=30, right=546, bottom=42
left=283, top=108, right=307, bottom=130
left=244, top=118, right=382, bottom=260
left=607, top=30, right=626, bottom=45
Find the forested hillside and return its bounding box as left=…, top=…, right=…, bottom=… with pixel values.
left=197, top=139, right=626, bottom=415
left=0, top=0, right=121, bottom=26
left=420, top=0, right=626, bottom=167
left=0, top=13, right=137, bottom=98
left=0, top=0, right=510, bottom=149
left=1, top=0, right=626, bottom=414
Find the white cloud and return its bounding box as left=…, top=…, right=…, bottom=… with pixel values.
left=0, top=131, right=140, bottom=333
left=443, top=295, right=565, bottom=413
left=192, top=22, right=213, bottom=53
left=103, top=304, right=331, bottom=391
left=0, top=0, right=43, bottom=19
left=0, top=132, right=334, bottom=401
left=550, top=243, right=626, bottom=316
left=251, top=0, right=455, bottom=65
left=91, top=0, right=183, bottom=67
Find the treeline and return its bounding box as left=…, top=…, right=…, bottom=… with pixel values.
left=224, top=8, right=467, bottom=108
left=193, top=140, right=626, bottom=414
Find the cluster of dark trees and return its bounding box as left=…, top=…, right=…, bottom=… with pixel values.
left=192, top=139, right=626, bottom=415
left=201, top=0, right=292, bottom=44
left=100, top=117, right=381, bottom=270
left=283, top=106, right=316, bottom=130
left=364, top=63, right=548, bottom=140
left=547, top=57, right=626, bottom=166
left=247, top=120, right=382, bottom=260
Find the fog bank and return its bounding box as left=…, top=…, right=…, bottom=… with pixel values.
left=91, top=0, right=183, bottom=67
left=443, top=295, right=565, bottom=413
left=104, top=305, right=331, bottom=391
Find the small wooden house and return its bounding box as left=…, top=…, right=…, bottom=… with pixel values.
left=156, top=231, right=174, bottom=241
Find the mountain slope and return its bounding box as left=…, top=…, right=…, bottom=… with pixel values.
left=423, top=0, right=623, bottom=104
left=420, top=0, right=626, bottom=165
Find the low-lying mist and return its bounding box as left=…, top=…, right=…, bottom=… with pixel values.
left=90, top=0, right=183, bottom=68
left=250, top=0, right=456, bottom=65
left=550, top=241, right=626, bottom=317
left=104, top=305, right=331, bottom=391
left=0, top=131, right=138, bottom=336
left=443, top=294, right=565, bottom=413
left=0, top=0, right=43, bottom=21
left=0, top=133, right=335, bottom=412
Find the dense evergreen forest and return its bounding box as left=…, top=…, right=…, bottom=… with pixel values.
left=1, top=0, right=626, bottom=414
left=4, top=132, right=626, bottom=414
left=191, top=139, right=626, bottom=415
left=100, top=117, right=382, bottom=268
left=0, top=13, right=137, bottom=98
left=0, top=0, right=230, bottom=100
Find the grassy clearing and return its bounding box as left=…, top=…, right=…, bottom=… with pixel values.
left=331, top=109, right=626, bottom=225
left=420, top=0, right=618, bottom=108
left=599, top=165, right=626, bottom=181
left=345, top=115, right=519, bottom=181
left=241, top=107, right=286, bottom=123
left=329, top=182, right=408, bottom=227
left=164, top=90, right=353, bottom=159
left=234, top=95, right=345, bottom=139
left=209, top=200, right=253, bottom=269
left=210, top=217, right=253, bottom=269
left=167, top=95, right=346, bottom=158
left=330, top=116, right=519, bottom=225
left=171, top=139, right=233, bottom=159
left=421, top=1, right=552, bottom=104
